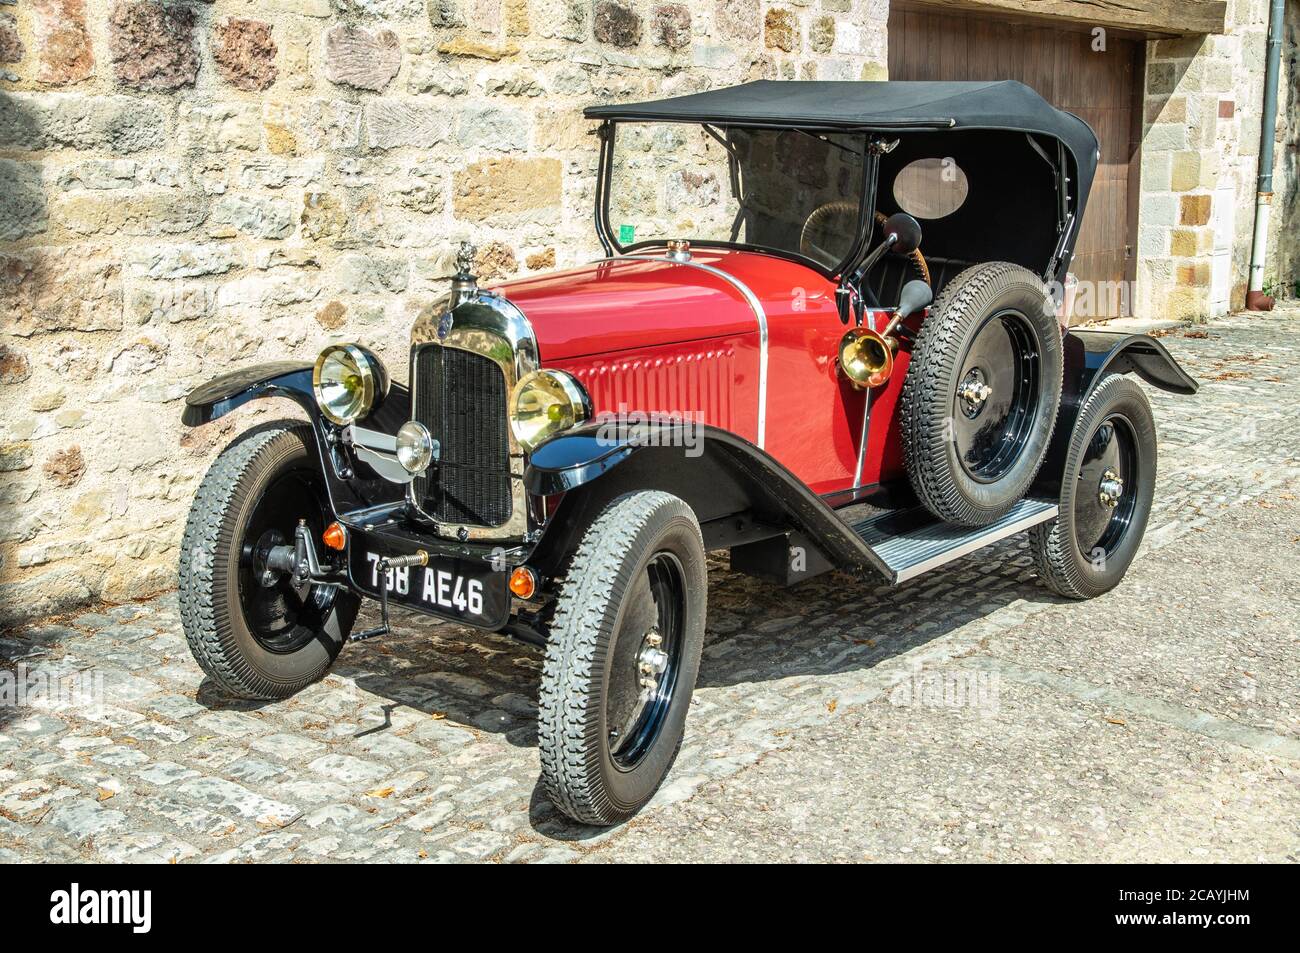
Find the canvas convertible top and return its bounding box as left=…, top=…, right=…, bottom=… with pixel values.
left=586, top=79, right=1099, bottom=198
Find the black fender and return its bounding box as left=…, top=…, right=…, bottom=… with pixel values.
left=181, top=361, right=316, bottom=426
left=180, top=361, right=411, bottom=514
left=1032, top=330, right=1197, bottom=497
left=525, top=421, right=892, bottom=579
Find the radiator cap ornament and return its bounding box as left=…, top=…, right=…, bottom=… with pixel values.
left=449, top=241, right=478, bottom=310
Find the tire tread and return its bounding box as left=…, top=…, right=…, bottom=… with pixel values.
left=537, top=490, right=700, bottom=825
left=900, top=262, right=1062, bottom=526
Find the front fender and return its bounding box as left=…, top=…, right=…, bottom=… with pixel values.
left=1032, top=330, right=1197, bottom=497
left=181, top=361, right=316, bottom=426
left=181, top=361, right=413, bottom=515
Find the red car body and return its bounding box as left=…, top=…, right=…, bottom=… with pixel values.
left=499, top=248, right=908, bottom=498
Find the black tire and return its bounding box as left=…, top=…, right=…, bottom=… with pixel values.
left=179, top=421, right=359, bottom=700
left=538, top=491, right=707, bottom=825
left=1030, top=374, right=1157, bottom=599
left=901, top=262, right=1064, bottom=526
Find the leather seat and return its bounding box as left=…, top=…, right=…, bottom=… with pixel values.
left=866, top=255, right=975, bottom=308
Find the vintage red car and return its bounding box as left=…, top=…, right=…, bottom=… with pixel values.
left=179, top=81, right=1197, bottom=824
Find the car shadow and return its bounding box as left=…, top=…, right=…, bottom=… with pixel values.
left=312, top=534, right=1067, bottom=840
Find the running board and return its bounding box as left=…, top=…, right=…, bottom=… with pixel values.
left=848, top=498, right=1059, bottom=584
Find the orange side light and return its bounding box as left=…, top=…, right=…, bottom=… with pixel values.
left=322, top=522, right=347, bottom=551
left=509, top=566, right=537, bottom=600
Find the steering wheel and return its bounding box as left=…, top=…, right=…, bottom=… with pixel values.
left=799, top=202, right=930, bottom=287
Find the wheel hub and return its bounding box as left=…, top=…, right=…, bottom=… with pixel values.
left=958, top=367, right=993, bottom=418
left=636, top=629, right=668, bottom=692
left=1098, top=468, right=1124, bottom=508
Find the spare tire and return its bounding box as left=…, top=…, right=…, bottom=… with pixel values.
left=900, top=262, right=1063, bottom=527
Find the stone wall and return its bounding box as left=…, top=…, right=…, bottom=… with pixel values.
left=0, top=0, right=889, bottom=623
left=1137, top=0, right=1298, bottom=319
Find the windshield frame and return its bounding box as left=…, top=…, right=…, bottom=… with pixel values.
left=593, top=120, right=882, bottom=281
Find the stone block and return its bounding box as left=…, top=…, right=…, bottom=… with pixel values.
left=0, top=94, right=168, bottom=154
left=0, top=13, right=22, bottom=65
left=213, top=18, right=278, bottom=92
left=1179, top=193, right=1212, bottom=226
left=810, top=15, right=835, bottom=54
left=211, top=195, right=295, bottom=240
left=1176, top=261, right=1210, bottom=287
left=717, top=0, right=760, bottom=42
left=180, top=102, right=263, bottom=153
left=1170, top=151, right=1201, bottom=192
left=453, top=157, right=562, bottom=222
left=765, top=9, right=799, bottom=52
left=57, top=160, right=137, bottom=191
left=33, top=0, right=94, bottom=85
left=324, top=24, right=401, bottom=91
left=454, top=105, right=529, bottom=151
left=108, top=1, right=199, bottom=90
left=1169, top=228, right=1197, bottom=257
left=438, top=36, right=520, bottom=60
left=366, top=100, right=452, bottom=149
left=594, top=2, right=642, bottom=47
left=0, top=160, right=48, bottom=242
left=531, top=0, right=587, bottom=43
left=1, top=247, right=124, bottom=336
left=651, top=4, right=691, bottom=50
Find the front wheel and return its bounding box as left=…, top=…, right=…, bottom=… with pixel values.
left=179, top=421, right=359, bottom=700
left=538, top=491, right=707, bottom=825
left=1029, top=374, right=1157, bottom=599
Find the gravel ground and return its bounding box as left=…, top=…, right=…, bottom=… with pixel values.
left=1, top=309, right=1297, bottom=863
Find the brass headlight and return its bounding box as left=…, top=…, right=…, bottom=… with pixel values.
left=510, top=369, right=590, bottom=452
left=312, top=343, right=388, bottom=426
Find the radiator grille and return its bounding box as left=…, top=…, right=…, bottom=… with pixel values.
left=412, top=345, right=512, bottom=526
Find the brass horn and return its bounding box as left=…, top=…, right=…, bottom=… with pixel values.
left=838, top=326, right=897, bottom=389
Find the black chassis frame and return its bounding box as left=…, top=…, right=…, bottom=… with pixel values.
left=183, top=325, right=1196, bottom=645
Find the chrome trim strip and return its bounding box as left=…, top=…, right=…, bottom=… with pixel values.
left=616, top=255, right=769, bottom=449
left=852, top=387, right=872, bottom=488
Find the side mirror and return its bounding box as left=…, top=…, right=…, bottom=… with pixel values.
left=897, top=279, right=933, bottom=316
left=884, top=212, right=923, bottom=256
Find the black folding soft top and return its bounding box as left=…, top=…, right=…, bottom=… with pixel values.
left=586, top=79, right=1099, bottom=196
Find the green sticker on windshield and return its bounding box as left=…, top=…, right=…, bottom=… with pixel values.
left=619, top=224, right=636, bottom=245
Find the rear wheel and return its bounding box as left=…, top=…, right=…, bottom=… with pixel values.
left=1030, top=374, right=1157, bottom=599
left=179, top=422, right=359, bottom=700
left=538, top=491, right=706, bottom=825
left=901, top=262, right=1063, bottom=526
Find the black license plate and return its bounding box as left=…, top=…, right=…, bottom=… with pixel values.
left=348, top=544, right=509, bottom=629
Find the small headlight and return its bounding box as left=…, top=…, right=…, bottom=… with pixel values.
left=396, top=420, right=435, bottom=474
left=510, top=369, right=590, bottom=452
left=312, top=343, right=387, bottom=426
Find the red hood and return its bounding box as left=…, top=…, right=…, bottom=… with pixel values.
left=491, top=256, right=760, bottom=362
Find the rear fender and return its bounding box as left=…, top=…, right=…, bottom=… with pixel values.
left=1032, top=331, right=1197, bottom=497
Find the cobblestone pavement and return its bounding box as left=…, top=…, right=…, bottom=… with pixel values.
left=2, top=311, right=1298, bottom=863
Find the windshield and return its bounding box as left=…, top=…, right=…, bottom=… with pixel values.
left=606, top=123, right=867, bottom=271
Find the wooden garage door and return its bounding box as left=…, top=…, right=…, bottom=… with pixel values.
left=889, top=3, right=1143, bottom=318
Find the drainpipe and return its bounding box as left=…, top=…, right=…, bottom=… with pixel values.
left=1246, top=0, right=1287, bottom=311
